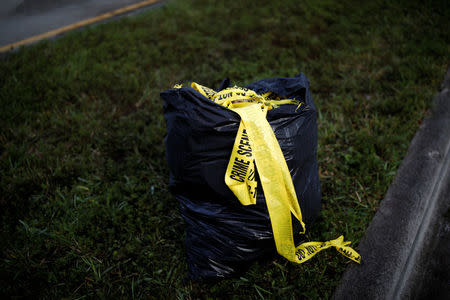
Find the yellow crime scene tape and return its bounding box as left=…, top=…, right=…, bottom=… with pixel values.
left=175, top=82, right=361, bottom=264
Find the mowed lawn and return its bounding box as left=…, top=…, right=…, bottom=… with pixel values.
left=0, top=0, right=448, bottom=298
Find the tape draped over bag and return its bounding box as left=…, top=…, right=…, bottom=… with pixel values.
left=161, top=74, right=360, bottom=280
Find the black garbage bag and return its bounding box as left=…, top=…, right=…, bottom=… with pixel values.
left=161, top=73, right=321, bottom=280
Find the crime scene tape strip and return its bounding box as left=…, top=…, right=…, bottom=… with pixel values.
left=225, top=122, right=258, bottom=205
left=184, top=82, right=362, bottom=264
left=0, top=0, right=162, bottom=53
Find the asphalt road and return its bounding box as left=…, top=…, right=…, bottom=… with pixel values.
left=0, top=0, right=163, bottom=48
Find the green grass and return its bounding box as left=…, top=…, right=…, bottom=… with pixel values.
left=0, top=0, right=448, bottom=298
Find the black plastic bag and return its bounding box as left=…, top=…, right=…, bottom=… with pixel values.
left=161, top=74, right=321, bottom=280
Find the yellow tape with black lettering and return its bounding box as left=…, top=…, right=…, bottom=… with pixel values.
left=185, top=82, right=361, bottom=264
left=225, top=123, right=258, bottom=205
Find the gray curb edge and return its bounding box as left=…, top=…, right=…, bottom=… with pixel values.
left=332, top=68, right=450, bottom=300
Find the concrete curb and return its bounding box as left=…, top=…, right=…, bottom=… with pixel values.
left=333, top=68, right=450, bottom=300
